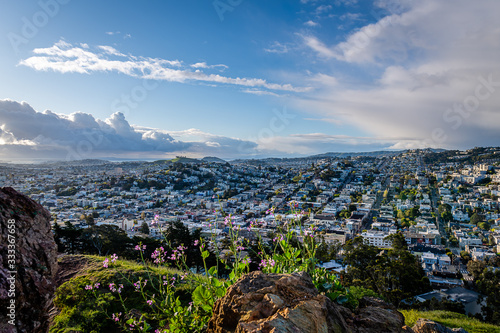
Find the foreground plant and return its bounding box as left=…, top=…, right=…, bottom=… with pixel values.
left=83, top=202, right=352, bottom=332
left=256, top=201, right=352, bottom=305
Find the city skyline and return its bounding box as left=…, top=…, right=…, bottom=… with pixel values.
left=1, top=0, right=500, bottom=161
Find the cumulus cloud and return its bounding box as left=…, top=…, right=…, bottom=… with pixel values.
left=0, top=99, right=259, bottom=161
left=19, top=40, right=309, bottom=93
left=298, top=0, right=500, bottom=150
left=304, top=20, right=319, bottom=27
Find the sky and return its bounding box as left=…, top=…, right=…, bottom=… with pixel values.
left=0, top=0, right=499, bottom=162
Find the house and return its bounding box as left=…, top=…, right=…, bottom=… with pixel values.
left=413, top=287, right=485, bottom=316
left=361, top=230, right=395, bottom=248
left=444, top=287, right=486, bottom=317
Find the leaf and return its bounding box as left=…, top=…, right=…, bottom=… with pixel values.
left=336, top=295, right=348, bottom=304
left=322, top=283, right=332, bottom=290
left=192, top=285, right=208, bottom=306
left=327, top=291, right=341, bottom=301
left=208, top=266, right=217, bottom=277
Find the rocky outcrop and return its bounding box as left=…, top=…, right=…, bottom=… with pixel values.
left=0, top=187, right=58, bottom=333
left=351, top=297, right=413, bottom=333
left=412, top=319, right=468, bottom=333
left=207, top=271, right=350, bottom=332
left=207, top=271, right=412, bottom=333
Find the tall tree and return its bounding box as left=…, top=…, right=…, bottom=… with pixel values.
left=139, top=222, right=150, bottom=235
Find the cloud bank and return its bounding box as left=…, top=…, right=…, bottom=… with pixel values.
left=299, top=0, right=500, bottom=150
left=0, top=99, right=401, bottom=161
left=0, top=99, right=259, bottom=161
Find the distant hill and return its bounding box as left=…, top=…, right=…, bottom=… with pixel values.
left=310, top=150, right=404, bottom=159
left=423, top=146, right=500, bottom=164
left=201, top=156, right=227, bottom=163
left=42, top=159, right=111, bottom=166
left=150, top=156, right=202, bottom=164
left=170, top=156, right=202, bottom=164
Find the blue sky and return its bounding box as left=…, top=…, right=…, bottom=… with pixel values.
left=1, top=0, right=500, bottom=161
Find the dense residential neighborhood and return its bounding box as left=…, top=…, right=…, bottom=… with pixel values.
left=2, top=147, right=500, bottom=321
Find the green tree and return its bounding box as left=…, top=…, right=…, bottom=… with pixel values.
left=460, top=250, right=471, bottom=263
left=139, top=222, right=150, bottom=235
left=471, top=213, right=483, bottom=225
left=478, top=221, right=491, bottom=231
left=57, top=221, right=84, bottom=254
left=81, top=225, right=131, bottom=256
left=85, top=215, right=95, bottom=226
left=441, top=211, right=453, bottom=222
left=343, top=235, right=431, bottom=305
left=468, top=260, right=500, bottom=324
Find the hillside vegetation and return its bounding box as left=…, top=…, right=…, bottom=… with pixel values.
left=401, top=310, right=500, bottom=333
left=50, top=255, right=199, bottom=333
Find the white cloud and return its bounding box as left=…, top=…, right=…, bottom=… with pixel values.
left=0, top=99, right=407, bottom=160
left=20, top=40, right=309, bottom=93
left=190, top=62, right=228, bottom=70
left=97, top=45, right=126, bottom=57
left=0, top=99, right=260, bottom=160
left=241, top=89, right=281, bottom=97
left=316, top=5, right=332, bottom=13
left=264, top=41, right=290, bottom=54
left=334, top=0, right=358, bottom=6
left=298, top=0, right=500, bottom=150
left=254, top=133, right=395, bottom=156
left=304, top=20, right=319, bottom=27
left=307, top=73, right=338, bottom=87
left=339, top=13, right=362, bottom=21
left=302, top=35, right=336, bottom=58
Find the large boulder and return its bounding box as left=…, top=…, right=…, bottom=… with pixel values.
left=207, top=271, right=411, bottom=333
left=0, top=187, right=58, bottom=333
left=412, top=319, right=468, bottom=333
left=352, top=297, right=413, bottom=333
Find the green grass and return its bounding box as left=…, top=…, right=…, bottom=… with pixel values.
left=50, top=255, right=203, bottom=333
left=401, top=310, right=500, bottom=333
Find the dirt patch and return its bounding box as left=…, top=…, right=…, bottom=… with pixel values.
left=55, top=254, right=92, bottom=287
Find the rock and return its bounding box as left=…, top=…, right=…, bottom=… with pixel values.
left=54, top=254, right=91, bottom=287
left=207, top=271, right=411, bottom=333
left=412, top=319, right=468, bottom=333
left=354, top=297, right=410, bottom=333
left=207, top=271, right=350, bottom=332
left=0, top=187, right=58, bottom=333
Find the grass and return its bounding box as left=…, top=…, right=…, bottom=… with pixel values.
left=50, top=255, right=204, bottom=333
left=401, top=310, right=500, bottom=333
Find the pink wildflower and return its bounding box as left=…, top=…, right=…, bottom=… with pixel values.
left=102, top=258, right=109, bottom=268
